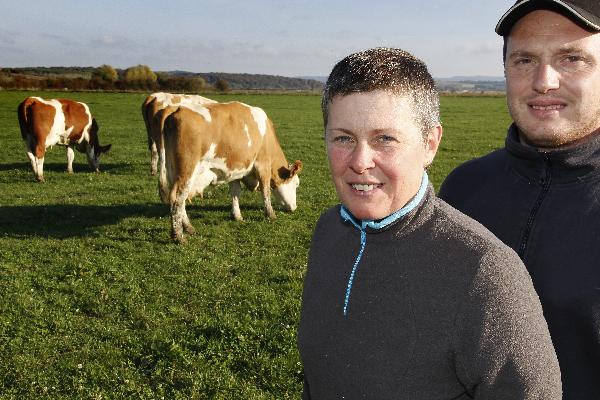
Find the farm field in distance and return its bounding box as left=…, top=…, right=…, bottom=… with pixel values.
left=0, top=90, right=511, bottom=398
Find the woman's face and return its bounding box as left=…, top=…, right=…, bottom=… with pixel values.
left=325, top=91, right=441, bottom=220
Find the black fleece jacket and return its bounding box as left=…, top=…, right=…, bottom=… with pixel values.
left=298, top=186, right=561, bottom=399
left=440, top=125, right=600, bottom=400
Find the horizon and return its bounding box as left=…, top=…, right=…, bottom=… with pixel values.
left=1, top=1, right=513, bottom=78
left=1, top=66, right=506, bottom=82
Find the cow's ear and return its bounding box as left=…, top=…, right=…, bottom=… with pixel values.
left=289, top=160, right=302, bottom=176
left=101, top=144, right=112, bottom=154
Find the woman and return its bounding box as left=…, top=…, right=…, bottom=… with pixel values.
left=297, top=48, right=561, bottom=399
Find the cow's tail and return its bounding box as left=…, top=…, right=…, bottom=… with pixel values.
left=17, top=98, right=34, bottom=142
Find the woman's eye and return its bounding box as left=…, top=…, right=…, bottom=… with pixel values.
left=376, top=135, right=397, bottom=144
left=333, top=135, right=353, bottom=144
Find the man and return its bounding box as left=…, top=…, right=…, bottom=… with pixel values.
left=298, top=47, right=561, bottom=399
left=439, top=1, right=600, bottom=398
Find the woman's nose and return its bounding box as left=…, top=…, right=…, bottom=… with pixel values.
left=349, top=142, right=375, bottom=174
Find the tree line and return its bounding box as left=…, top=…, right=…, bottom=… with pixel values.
left=0, top=65, right=323, bottom=92
left=0, top=64, right=229, bottom=92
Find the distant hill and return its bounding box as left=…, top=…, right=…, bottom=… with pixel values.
left=298, top=76, right=328, bottom=83
left=435, top=76, right=505, bottom=93
left=298, top=75, right=506, bottom=93
left=437, top=75, right=505, bottom=82
left=168, top=71, right=323, bottom=91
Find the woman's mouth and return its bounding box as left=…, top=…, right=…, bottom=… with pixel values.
left=351, top=183, right=381, bottom=192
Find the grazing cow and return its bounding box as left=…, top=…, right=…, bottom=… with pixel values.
left=18, top=97, right=111, bottom=182
left=164, top=102, right=302, bottom=243
left=141, top=92, right=216, bottom=177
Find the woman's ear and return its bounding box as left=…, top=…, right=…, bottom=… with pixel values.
left=424, top=124, right=443, bottom=168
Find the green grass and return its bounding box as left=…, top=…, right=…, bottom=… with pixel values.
left=0, top=90, right=510, bottom=399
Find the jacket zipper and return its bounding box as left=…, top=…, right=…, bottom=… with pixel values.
left=518, top=155, right=552, bottom=259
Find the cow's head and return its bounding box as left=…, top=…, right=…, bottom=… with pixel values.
left=273, top=160, right=302, bottom=212
left=86, top=118, right=112, bottom=172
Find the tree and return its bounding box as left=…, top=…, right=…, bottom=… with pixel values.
left=123, top=64, right=157, bottom=89
left=92, top=64, right=118, bottom=83
left=214, top=78, right=230, bottom=92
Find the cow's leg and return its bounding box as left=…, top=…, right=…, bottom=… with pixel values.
left=158, top=146, right=169, bottom=204
left=35, top=157, right=45, bottom=182
left=229, top=180, right=244, bottom=221
left=26, top=151, right=38, bottom=177
left=30, top=140, right=46, bottom=182
left=66, top=146, right=75, bottom=174
left=150, top=140, right=158, bottom=176
left=171, top=181, right=194, bottom=243
left=260, top=177, right=276, bottom=220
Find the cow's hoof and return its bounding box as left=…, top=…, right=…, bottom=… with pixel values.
left=183, top=224, right=196, bottom=235
left=36, top=176, right=45, bottom=182
left=231, top=213, right=244, bottom=222
left=171, top=231, right=187, bottom=244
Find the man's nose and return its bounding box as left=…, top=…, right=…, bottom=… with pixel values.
left=532, top=63, right=560, bottom=94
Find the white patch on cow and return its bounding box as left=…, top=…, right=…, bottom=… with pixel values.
left=249, top=106, right=268, bottom=137
left=180, top=95, right=217, bottom=105
left=153, top=92, right=172, bottom=106
left=181, top=103, right=212, bottom=122
left=33, top=97, right=70, bottom=148
left=76, top=101, right=93, bottom=144
left=152, top=92, right=217, bottom=110
left=189, top=161, right=217, bottom=199
left=187, top=143, right=256, bottom=198
left=274, top=174, right=300, bottom=211
left=244, top=124, right=252, bottom=147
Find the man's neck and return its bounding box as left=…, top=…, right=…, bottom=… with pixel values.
left=517, top=128, right=600, bottom=152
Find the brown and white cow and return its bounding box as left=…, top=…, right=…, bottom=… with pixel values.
left=18, top=96, right=111, bottom=182
left=164, top=101, right=302, bottom=243
left=141, top=92, right=216, bottom=177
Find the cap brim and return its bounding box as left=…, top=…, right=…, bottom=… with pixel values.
left=496, top=0, right=600, bottom=35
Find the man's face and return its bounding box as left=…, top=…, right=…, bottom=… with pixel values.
left=325, top=91, right=441, bottom=221
left=505, top=10, right=600, bottom=148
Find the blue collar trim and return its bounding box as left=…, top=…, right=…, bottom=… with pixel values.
left=340, top=172, right=429, bottom=231
left=339, top=171, right=428, bottom=316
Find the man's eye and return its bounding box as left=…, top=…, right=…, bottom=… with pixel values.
left=514, top=58, right=532, bottom=65
left=565, top=55, right=584, bottom=63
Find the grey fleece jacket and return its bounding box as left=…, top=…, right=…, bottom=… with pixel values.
left=297, top=186, right=561, bottom=399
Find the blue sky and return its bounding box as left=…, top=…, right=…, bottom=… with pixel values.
left=0, top=0, right=512, bottom=78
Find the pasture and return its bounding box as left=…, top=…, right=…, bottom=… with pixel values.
left=0, top=90, right=510, bottom=399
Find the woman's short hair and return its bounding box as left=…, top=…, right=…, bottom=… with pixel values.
left=322, top=47, right=440, bottom=139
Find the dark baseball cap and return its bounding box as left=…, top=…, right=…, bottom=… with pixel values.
left=496, top=0, right=600, bottom=35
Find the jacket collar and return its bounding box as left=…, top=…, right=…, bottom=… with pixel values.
left=505, top=124, right=600, bottom=184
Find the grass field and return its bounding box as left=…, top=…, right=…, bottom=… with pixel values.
left=0, top=90, right=511, bottom=399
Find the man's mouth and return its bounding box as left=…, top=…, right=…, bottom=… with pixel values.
left=530, top=104, right=564, bottom=111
